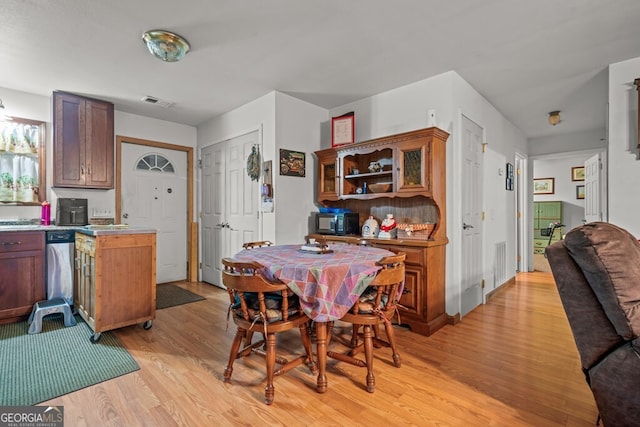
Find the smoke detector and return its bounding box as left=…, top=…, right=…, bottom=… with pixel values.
left=141, top=95, right=173, bottom=108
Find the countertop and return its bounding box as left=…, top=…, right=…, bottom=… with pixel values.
left=0, top=224, right=157, bottom=235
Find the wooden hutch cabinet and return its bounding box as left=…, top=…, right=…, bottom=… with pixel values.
left=0, top=231, right=45, bottom=324
left=53, top=91, right=114, bottom=189
left=314, top=127, right=449, bottom=336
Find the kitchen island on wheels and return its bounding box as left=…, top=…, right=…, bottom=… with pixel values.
left=75, top=226, right=156, bottom=343
left=0, top=224, right=156, bottom=342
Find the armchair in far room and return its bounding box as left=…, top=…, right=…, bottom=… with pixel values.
left=545, top=222, right=640, bottom=427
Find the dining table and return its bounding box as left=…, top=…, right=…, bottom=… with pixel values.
left=232, top=242, right=395, bottom=393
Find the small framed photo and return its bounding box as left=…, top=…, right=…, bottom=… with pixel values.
left=331, top=112, right=355, bottom=147
left=505, top=177, right=513, bottom=191
left=534, top=178, right=555, bottom=195
left=571, top=166, right=585, bottom=181
left=506, top=162, right=514, bottom=178
left=576, top=185, right=585, bottom=200
left=279, top=149, right=306, bottom=177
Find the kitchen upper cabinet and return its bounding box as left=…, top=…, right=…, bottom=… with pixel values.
left=53, top=91, right=114, bottom=189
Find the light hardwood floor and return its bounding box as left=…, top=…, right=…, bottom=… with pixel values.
left=44, top=272, right=598, bottom=426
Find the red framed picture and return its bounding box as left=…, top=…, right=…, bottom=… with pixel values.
left=331, top=112, right=355, bottom=147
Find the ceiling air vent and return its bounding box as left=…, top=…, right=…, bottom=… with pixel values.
left=141, top=95, right=173, bottom=108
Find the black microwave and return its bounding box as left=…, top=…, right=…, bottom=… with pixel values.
left=315, top=212, right=359, bottom=235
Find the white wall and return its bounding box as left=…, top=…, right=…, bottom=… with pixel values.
left=274, top=92, right=328, bottom=244
left=0, top=87, right=197, bottom=222
left=328, top=71, right=528, bottom=317
left=608, top=57, right=640, bottom=237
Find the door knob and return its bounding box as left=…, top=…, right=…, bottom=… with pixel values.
left=123, top=213, right=129, bottom=219
left=463, top=222, right=474, bottom=230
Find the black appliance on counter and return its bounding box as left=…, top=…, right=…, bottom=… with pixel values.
left=314, top=212, right=359, bottom=235
left=56, top=198, right=88, bottom=226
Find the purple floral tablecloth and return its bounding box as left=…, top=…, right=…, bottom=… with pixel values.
left=233, top=244, right=395, bottom=322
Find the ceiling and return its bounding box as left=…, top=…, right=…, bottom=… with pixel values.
left=2, top=0, right=640, bottom=140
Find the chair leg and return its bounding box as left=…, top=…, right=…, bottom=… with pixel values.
left=363, top=325, right=375, bottom=393
left=351, top=324, right=360, bottom=347
left=326, top=321, right=335, bottom=348
left=382, top=319, right=401, bottom=367
left=299, top=322, right=318, bottom=374
left=264, top=332, right=277, bottom=405
left=224, top=328, right=246, bottom=381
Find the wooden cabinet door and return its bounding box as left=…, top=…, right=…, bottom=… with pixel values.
left=54, top=92, right=85, bottom=187
left=0, top=232, right=45, bottom=322
left=84, top=98, right=114, bottom=188
left=316, top=148, right=339, bottom=200
left=375, top=244, right=425, bottom=320
left=538, top=201, right=562, bottom=221
left=398, top=263, right=423, bottom=318
left=396, top=138, right=430, bottom=194
left=53, top=91, right=114, bottom=189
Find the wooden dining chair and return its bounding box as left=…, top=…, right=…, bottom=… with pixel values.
left=242, top=240, right=273, bottom=249
left=326, top=252, right=406, bottom=393
left=240, top=240, right=274, bottom=346
left=221, top=258, right=318, bottom=405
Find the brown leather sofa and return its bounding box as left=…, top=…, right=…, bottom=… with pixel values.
left=545, top=222, right=640, bottom=426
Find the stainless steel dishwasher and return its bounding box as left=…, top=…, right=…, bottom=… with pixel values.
left=46, top=230, right=75, bottom=305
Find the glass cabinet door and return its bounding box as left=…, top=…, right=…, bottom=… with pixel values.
left=316, top=148, right=339, bottom=200
left=396, top=139, right=430, bottom=194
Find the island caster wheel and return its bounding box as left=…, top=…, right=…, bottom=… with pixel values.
left=143, top=320, right=153, bottom=330
left=90, top=332, right=102, bottom=343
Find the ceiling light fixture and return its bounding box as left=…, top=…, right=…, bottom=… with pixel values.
left=142, top=30, right=190, bottom=62
left=548, top=110, right=561, bottom=126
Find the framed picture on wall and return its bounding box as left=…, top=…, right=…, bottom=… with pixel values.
left=576, top=185, right=585, bottom=199
left=331, top=112, right=355, bottom=147
left=571, top=166, right=585, bottom=181
left=533, top=177, right=555, bottom=195
left=279, top=149, right=306, bottom=177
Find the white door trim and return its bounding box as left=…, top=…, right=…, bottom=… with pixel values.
left=115, top=135, right=196, bottom=281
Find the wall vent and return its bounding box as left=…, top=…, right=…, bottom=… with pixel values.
left=494, top=241, right=507, bottom=287
left=141, top=95, right=173, bottom=108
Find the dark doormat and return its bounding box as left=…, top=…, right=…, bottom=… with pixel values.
left=156, top=283, right=205, bottom=309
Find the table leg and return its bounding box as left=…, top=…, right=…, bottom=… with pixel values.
left=316, top=321, right=328, bottom=393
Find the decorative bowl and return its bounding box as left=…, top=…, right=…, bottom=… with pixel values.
left=368, top=183, right=392, bottom=193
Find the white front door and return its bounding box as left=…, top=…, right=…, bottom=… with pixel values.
left=201, top=131, right=260, bottom=287
left=460, top=116, right=484, bottom=317
left=121, top=144, right=187, bottom=283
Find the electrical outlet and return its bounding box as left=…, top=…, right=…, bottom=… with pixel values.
left=92, top=209, right=113, bottom=218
